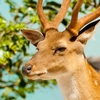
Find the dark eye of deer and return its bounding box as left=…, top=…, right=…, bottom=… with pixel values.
left=54, top=47, right=66, bottom=54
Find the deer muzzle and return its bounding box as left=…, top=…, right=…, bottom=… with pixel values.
left=22, top=64, right=48, bottom=79
left=22, top=65, right=32, bottom=75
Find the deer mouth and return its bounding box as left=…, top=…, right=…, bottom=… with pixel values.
left=24, top=70, right=48, bottom=80
left=29, top=70, right=48, bottom=77
left=36, top=72, right=47, bottom=76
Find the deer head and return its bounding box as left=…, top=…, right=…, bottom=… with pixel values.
left=22, top=0, right=100, bottom=80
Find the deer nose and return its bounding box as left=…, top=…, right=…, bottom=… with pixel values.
left=22, top=65, right=32, bottom=75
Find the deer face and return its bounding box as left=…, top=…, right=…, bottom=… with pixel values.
left=22, top=25, right=97, bottom=80
left=22, top=30, right=74, bottom=80
left=22, top=0, right=100, bottom=80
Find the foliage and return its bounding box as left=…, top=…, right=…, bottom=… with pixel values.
left=0, top=0, right=99, bottom=99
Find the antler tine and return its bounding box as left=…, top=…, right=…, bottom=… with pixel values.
left=51, top=0, right=71, bottom=28
left=67, top=0, right=84, bottom=36
left=37, top=0, right=71, bottom=33
left=37, top=0, right=49, bottom=31
left=68, top=0, right=84, bottom=29
left=75, top=7, right=100, bottom=33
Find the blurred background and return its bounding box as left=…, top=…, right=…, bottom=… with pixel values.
left=0, top=0, right=100, bottom=100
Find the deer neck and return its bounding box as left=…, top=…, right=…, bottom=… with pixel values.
left=56, top=56, right=100, bottom=100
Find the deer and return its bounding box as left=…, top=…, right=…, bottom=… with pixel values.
left=21, top=0, right=100, bottom=100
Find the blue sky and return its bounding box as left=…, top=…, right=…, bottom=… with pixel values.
left=0, top=0, right=100, bottom=100
left=0, top=0, right=22, bottom=20
left=0, top=0, right=10, bottom=20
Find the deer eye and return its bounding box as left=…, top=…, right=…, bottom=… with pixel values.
left=54, top=47, right=66, bottom=54
left=57, top=47, right=66, bottom=52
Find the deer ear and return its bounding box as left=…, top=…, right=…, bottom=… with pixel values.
left=21, top=29, right=44, bottom=46
left=77, top=21, right=100, bottom=45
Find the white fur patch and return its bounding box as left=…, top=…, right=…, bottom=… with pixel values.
left=94, top=80, right=98, bottom=86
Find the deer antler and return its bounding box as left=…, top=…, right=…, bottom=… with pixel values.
left=37, top=0, right=71, bottom=32
left=76, top=7, right=100, bottom=33
left=67, top=0, right=83, bottom=32
left=67, top=0, right=100, bottom=36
